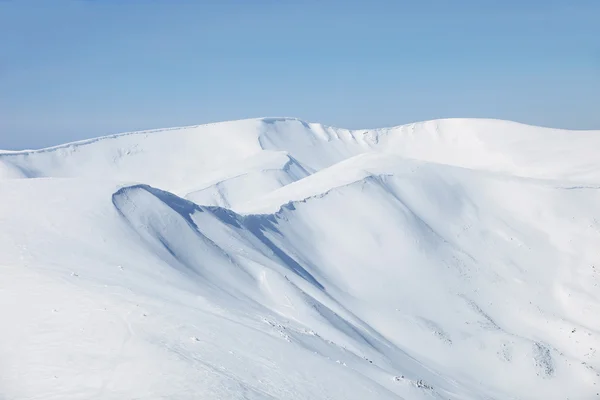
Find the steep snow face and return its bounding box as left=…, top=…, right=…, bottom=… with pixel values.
left=1, top=118, right=600, bottom=400
left=243, top=155, right=600, bottom=398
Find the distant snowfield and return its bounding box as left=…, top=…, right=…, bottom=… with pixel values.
left=1, top=118, right=599, bottom=399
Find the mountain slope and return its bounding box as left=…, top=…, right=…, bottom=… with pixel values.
left=1, top=118, right=599, bottom=399
left=2, top=117, right=599, bottom=206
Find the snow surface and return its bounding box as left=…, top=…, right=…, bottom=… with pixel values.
left=1, top=117, right=600, bottom=399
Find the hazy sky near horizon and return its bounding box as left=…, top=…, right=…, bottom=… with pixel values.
left=1, top=0, right=599, bottom=150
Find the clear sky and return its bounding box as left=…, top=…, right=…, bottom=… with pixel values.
left=1, top=0, right=599, bottom=150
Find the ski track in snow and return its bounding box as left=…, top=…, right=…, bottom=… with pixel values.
left=1, top=117, right=600, bottom=399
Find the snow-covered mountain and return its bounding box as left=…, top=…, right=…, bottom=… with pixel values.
left=1, top=118, right=599, bottom=400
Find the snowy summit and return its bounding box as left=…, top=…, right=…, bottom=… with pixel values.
left=1, top=117, right=600, bottom=399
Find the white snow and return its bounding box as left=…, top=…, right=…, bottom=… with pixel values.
left=1, top=117, right=599, bottom=399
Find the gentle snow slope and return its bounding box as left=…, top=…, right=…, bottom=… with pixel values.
left=1, top=118, right=599, bottom=400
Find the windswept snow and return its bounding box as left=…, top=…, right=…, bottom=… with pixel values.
left=1, top=117, right=600, bottom=399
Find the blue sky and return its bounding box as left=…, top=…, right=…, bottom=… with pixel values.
left=1, top=0, right=599, bottom=150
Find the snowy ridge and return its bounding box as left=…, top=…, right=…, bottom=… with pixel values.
left=1, top=118, right=600, bottom=399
